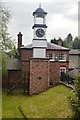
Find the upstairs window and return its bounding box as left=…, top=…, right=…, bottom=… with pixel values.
left=59, top=53, right=66, bottom=61
left=47, top=53, right=55, bottom=61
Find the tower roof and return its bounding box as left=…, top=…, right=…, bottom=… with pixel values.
left=35, top=7, right=44, bottom=13
left=33, top=4, right=47, bottom=18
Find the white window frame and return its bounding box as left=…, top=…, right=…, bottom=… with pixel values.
left=47, top=53, right=55, bottom=61
left=59, top=53, right=66, bottom=61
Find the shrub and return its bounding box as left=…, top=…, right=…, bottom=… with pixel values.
left=68, top=75, right=80, bottom=119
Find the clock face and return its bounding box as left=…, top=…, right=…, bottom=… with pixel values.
left=36, top=29, right=45, bottom=38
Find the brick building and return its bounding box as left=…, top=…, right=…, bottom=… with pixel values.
left=6, top=5, right=69, bottom=95
left=20, top=40, right=69, bottom=84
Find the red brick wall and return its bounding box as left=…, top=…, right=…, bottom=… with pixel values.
left=46, top=50, right=69, bottom=61
left=21, top=49, right=32, bottom=61
left=29, top=58, right=50, bottom=95
left=46, top=50, right=69, bottom=84
left=49, top=62, right=69, bottom=84
left=21, top=49, right=32, bottom=85
left=20, top=48, right=69, bottom=91
left=21, top=61, right=30, bottom=82
left=21, top=49, right=69, bottom=63
left=2, top=70, right=21, bottom=88
left=8, top=70, right=21, bottom=83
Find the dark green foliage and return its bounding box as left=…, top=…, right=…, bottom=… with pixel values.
left=10, top=46, right=20, bottom=58
left=63, top=38, right=73, bottom=49
left=50, top=35, right=80, bottom=50
left=72, top=37, right=80, bottom=49
left=68, top=76, right=80, bottom=119
left=63, top=36, right=80, bottom=49
left=2, top=52, right=8, bottom=75
left=50, top=38, right=58, bottom=44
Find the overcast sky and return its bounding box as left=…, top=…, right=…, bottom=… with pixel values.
left=2, top=0, right=79, bottom=46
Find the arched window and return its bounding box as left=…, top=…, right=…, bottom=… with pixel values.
left=60, top=67, right=66, bottom=75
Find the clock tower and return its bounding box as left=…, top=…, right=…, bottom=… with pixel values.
left=30, top=5, right=49, bottom=95
left=32, top=4, right=47, bottom=58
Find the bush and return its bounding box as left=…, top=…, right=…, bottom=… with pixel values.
left=68, top=76, right=80, bottom=119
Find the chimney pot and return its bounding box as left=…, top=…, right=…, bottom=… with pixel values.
left=58, top=37, right=63, bottom=46
left=17, top=32, right=22, bottom=49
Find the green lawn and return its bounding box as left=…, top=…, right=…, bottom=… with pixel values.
left=2, top=84, right=74, bottom=118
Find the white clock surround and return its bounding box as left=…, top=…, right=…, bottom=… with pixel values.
left=32, top=5, right=47, bottom=58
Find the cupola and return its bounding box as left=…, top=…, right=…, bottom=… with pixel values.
left=33, top=4, right=47, bottom=18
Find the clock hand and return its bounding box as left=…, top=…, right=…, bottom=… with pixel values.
left=39, top=30, right=43, bottom=35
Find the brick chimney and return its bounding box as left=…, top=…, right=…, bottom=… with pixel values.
left=17, top=32, right=22, bottom=49
left=57, top=37, right=63, bottom=46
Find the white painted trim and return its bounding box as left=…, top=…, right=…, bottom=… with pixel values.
left=59, top=60, right=66, bottom=62
left=50, top=59, right=55, bottom=61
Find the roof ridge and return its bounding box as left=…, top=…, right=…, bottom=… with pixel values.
left=20, top=41, right=69, bottom=50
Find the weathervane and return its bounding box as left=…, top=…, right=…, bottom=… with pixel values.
left=39, top=3, right=41, bottom=8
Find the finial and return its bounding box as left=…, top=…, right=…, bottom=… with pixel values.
left=39, top=3, right=41, bottom=8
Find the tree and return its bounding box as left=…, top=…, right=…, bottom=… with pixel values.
left=72, top=37, right=80, bottom=49
left=68, top=76, right=80, bottom=119
left=50, top=38, right=58, bottom=44
left=10, top=46, right=19, bottom=58
left=0, top=2, right=15, bottom=51
left=2, top=52, right=8, bottom=75
left=63, top=38, right=73, bottom=49
left=0, top=2, right=18, bottom=75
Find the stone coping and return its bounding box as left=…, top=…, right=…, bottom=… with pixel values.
left=59, top=81, right=74, bottom=89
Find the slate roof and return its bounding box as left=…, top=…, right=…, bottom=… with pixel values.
left=47, top=42, right=69, bottom=50
left=33, top=7, right=47, bottom=17
left=69, top=49, right=80, bottom=55
left=35, top=7, right=45, bottom=13
left=21, top=42, right=69, bottom=50
left=7, top=58, right=21, bottom=70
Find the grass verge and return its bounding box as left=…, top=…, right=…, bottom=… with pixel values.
left=2, top=84, right=74, bottom=118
